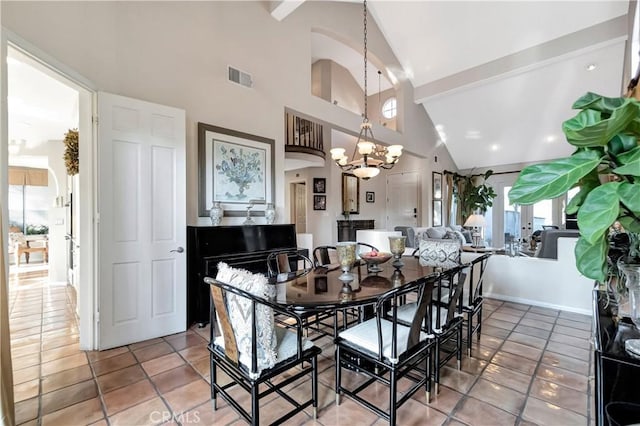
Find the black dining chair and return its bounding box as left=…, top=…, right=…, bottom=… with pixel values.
left=266, top=249, right=314, bottom=280
left=393, top=263, right=468, bottom=394
left=312, top=245, right=337, bottom=267
left=267, top=250, right=336, bottom=339
left=462, top=253, right=491, bottom=356
left=205, top=262, right=321, bottom=425
left=335, top=274, right=438, bottom=425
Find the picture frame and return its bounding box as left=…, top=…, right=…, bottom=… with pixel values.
left=198, top=123, right=275, bottom=217
left=366, top=191, right=375, bottom=203
left=313, top=195, right=327, bottom=210
left=433, top=200, right=442, bottom=227
left=313, top=177, right=326, bottom=194
left=433, top=171, right=442, bottom=200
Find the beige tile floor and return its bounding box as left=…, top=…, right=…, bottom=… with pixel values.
left=9, top=265, right=594, bottom=425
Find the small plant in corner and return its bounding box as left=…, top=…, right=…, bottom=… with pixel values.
left=509, top=92, right=640, bottom=283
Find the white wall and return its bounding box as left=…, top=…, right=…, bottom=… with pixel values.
left=1, top=1, right=458, bottom=230
left=46, top=139, right=67, bottom=283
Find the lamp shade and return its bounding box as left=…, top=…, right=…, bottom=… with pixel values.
left=464, top=214, right=486, bottom=227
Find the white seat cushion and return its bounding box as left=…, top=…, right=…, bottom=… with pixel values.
left=338, top=318, right=428, bottom=363
left=215, top=326, right=314, bottom=377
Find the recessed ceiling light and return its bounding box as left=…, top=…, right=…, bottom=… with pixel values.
left=490, top=144, right=499, bottom=151
left=586, top=63, right=597, bottom=71
left=546, top=135, right=557, bottom=143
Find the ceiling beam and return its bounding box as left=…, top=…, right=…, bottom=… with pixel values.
left=269, top=0, right=305, bottom=21
left=414, top=15, right=629, bottom=103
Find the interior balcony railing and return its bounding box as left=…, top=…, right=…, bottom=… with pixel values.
left=285, top=112, right=325, bottom=160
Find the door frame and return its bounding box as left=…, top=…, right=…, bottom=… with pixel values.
left=3, top=29, right=99, bottom=350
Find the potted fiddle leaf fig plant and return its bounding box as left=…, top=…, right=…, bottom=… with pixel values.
left=509, top=92, right=640, bottom=283
left=451, top=170, right=497, bottom=222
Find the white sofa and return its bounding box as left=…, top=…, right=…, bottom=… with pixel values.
left=483, top=237, right=593, bottom=315
left=355, top=229, right=403, bottom=253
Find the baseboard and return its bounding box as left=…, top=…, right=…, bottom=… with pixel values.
left=484, top=291, right=592, bottom=316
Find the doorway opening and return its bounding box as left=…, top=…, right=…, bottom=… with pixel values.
left=5, top=41, right=96, bottom=349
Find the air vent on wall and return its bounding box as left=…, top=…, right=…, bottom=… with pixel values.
left=228, top=66, right=253, bottom=88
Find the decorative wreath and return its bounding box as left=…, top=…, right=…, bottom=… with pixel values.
left=63, top=129, right=79, bottom=175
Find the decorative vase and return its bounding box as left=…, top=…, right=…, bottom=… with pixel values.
left=209, top=202, right=223, bottom=226
left=620, top=262, right=640, bottom=327
left=388, top=235, right=406, bottom=270
left=336, top=242, right=357, bottom=292
left=265, top=203, right=276, bottom=224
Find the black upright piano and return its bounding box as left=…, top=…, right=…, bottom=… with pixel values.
left=186, top=224, right=299, bottom=326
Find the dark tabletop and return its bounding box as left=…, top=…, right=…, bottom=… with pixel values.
left=269, top=257, right=439, bottom=312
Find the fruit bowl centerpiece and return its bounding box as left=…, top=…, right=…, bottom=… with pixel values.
left=359, top=250, right=393, bottom=274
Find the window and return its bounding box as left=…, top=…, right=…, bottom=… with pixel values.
left=382, top=97, right=397, bottom=119
left=9, top=184, right=49, bottom=234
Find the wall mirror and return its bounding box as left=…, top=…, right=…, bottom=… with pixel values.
left=342, top=173, right=359, bottom=215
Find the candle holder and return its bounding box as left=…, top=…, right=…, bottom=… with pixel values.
left=336, top=241, right=357, bottom=295
left=391, top=269, right=405, bottom=287
left=388, top=235, right=406, bottom=270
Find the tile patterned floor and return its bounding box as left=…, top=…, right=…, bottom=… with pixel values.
left=9, top=265, right=595, bottom=425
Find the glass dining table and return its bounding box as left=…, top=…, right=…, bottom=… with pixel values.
left=267, top=256, right=440, bottom=314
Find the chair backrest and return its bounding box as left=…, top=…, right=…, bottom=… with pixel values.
left=207, top=262, right=279, bottom=377
left=312, top=245, right=337, bottom=267
left=267, top=250, right=313, bottom=280
left=466, top=253, right=491, bottom=305
left=432, top=265, right=468, bottom=329
left=378, top=274, right=437, bottom=360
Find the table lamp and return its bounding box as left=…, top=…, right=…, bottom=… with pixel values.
left=464, top=214, right=486, bottom=248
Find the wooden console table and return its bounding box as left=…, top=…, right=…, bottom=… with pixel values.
left=336, top=219, right=375, bottom=242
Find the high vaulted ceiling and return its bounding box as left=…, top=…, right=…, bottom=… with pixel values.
left=297, top=0, right=636, bottom=170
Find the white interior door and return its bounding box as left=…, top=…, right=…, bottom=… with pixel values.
left=98, top=92, right=186, bottom=349
left=386, top=171, right=419, bottom=229
left=294, top=182, right=306, bottom=233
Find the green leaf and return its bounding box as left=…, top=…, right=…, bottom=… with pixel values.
left=509, top=150, right=601, bottom=205
left=575, top=235, right=608, bottom=282
left=563, top=100, right=639, bottom=147
left=613, top=150, right=640, bottom=176
left=619, top=182, right=640, bottom=211
left=577, top=182, right=620, bottom=244
left=619, top=215, right=640, bottom=234
left=617, top=146, right=640, bottom=163
left=572, top=92, right=627, bottom=113
left=607, top=134, right=638, bottom=155
left=565, top=170, right=600, bottom=215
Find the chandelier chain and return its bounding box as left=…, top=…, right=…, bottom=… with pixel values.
left=363, top=0, right=368, bottom=120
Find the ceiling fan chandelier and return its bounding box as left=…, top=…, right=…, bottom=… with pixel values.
left=329, top=0, right=403, bottom=180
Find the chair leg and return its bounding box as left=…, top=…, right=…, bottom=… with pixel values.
left=312, top=355, right=318, bottom=420
left=477, top=307, right=483, bottom=341
left=335, top=346, right=342, bottom=405
left=425, top=347, right=432, bottom=403
left=251, top=383, right=259, bottom=426
left=210, top=353, right=217, bottom=410
left=467, top=313, right=474, bottom=357
left=434, top=340, right=440, bottom=394
left=389, top=368, right=397, bottom=426
left=457, top=326, right=463, bottom=370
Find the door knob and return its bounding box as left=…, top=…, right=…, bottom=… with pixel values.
left=170, top=247, right=184, bottom=253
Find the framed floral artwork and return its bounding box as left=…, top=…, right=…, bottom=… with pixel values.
left=198, top=123, right=274, bottom=217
